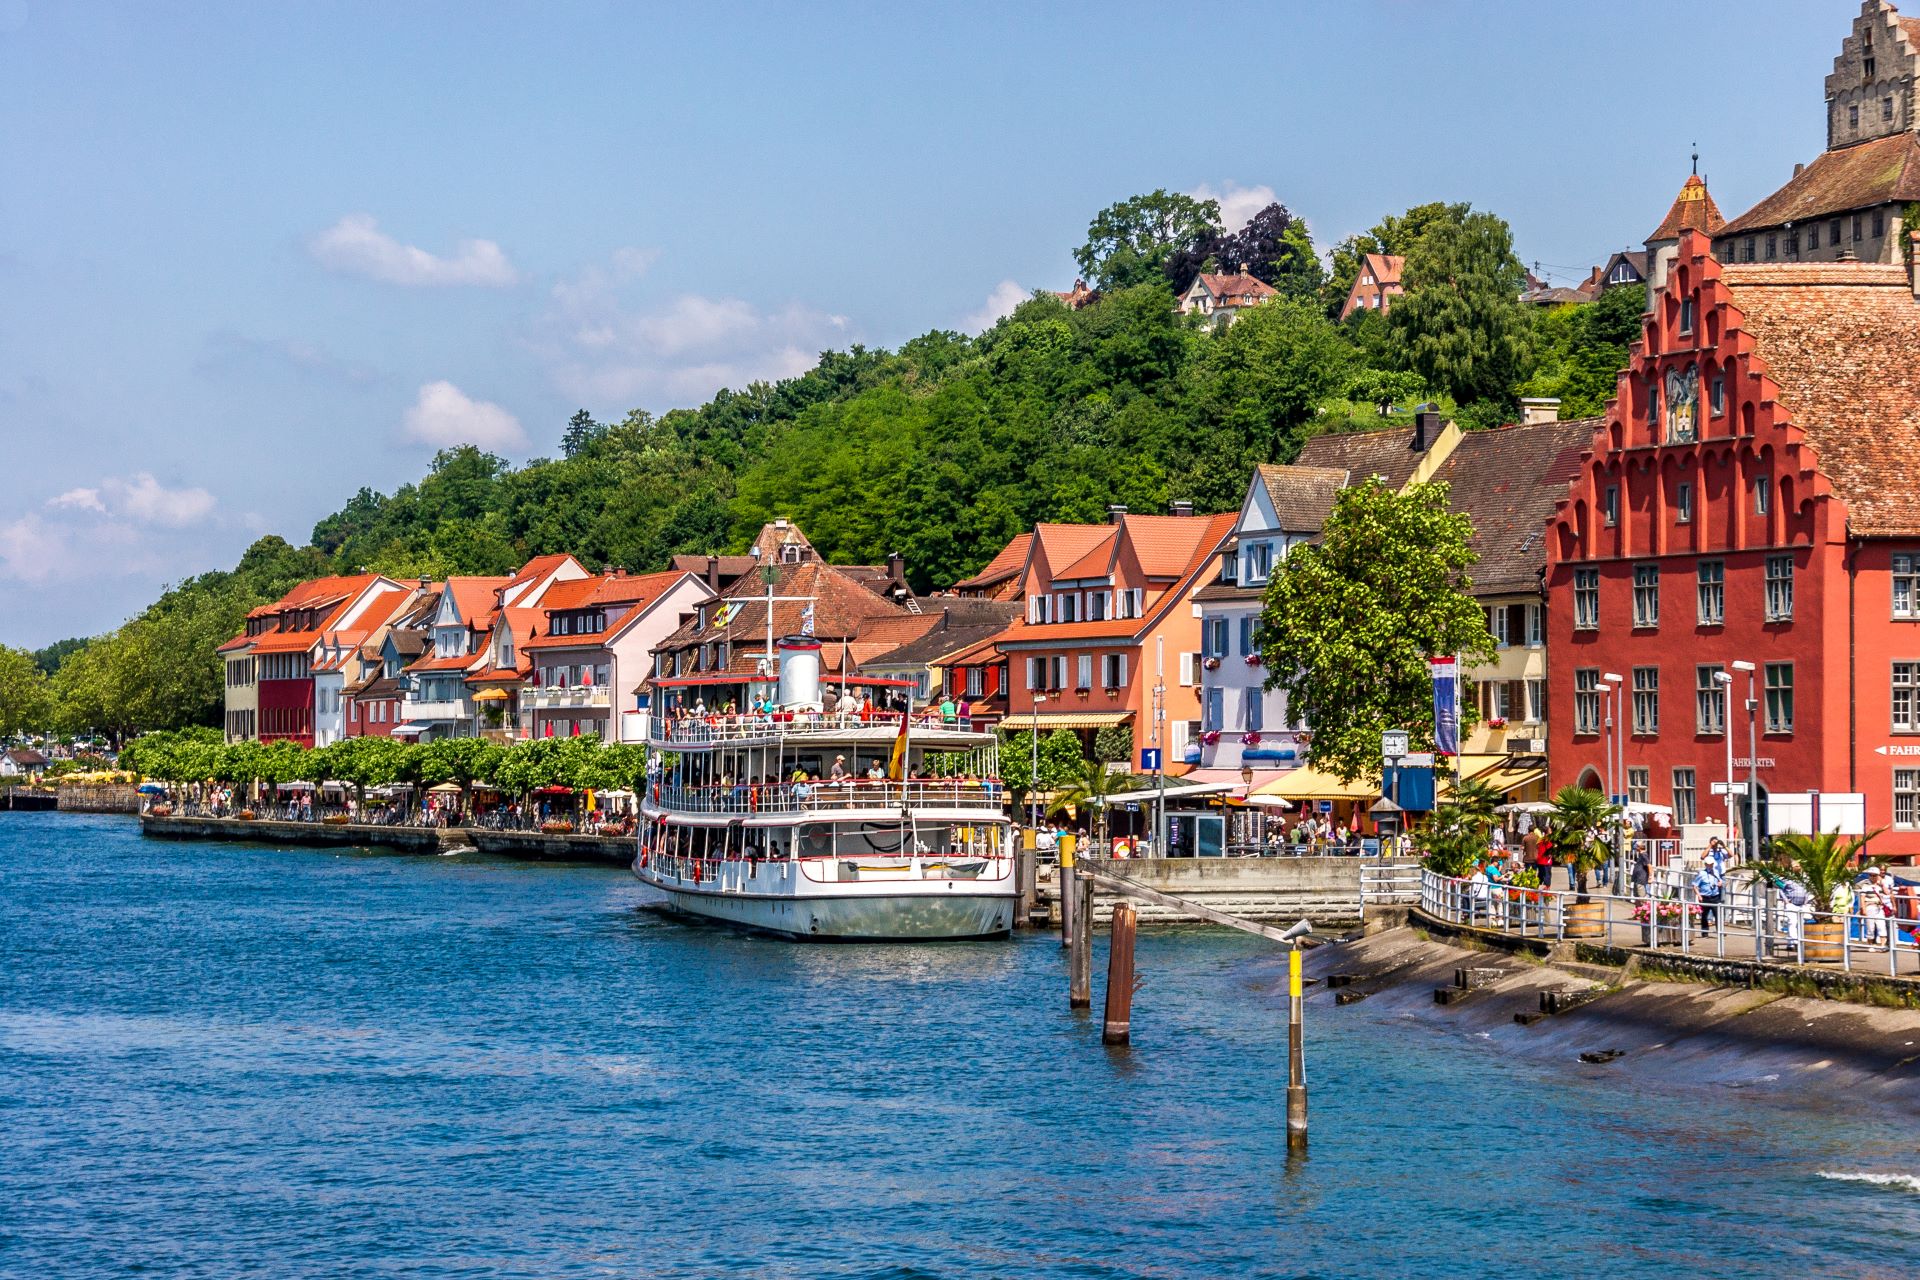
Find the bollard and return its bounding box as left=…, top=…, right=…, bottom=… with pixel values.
left=1068, top=868, right=1093, bottom=1009
left=1287, top=945, right=1308, bottom=1146
left=1102, top=902, right=1137, bottom=1044
left=1016, top=841, right=1037, bottom=928
left=1058, top=833, right=1078, bottom=948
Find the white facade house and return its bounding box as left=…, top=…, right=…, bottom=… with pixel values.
left=1188, top=464, right=1348, bottom=774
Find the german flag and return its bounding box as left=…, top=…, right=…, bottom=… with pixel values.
left=888, top=695, right=911, bottom=780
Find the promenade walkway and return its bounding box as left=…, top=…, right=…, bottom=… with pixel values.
left=1420, top=869, right=1920, bottom=980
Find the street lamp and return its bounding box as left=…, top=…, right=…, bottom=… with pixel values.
left=1599, top=672, right=1625, bottom=892
left=1732, top=659, right=1758, bottom=859
left=1030, top=691, right=1047, bottom=832
left=1714, top=670, right=1736, bottom=848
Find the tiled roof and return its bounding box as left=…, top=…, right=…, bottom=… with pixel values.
left=997, top=512, right=1235, bottom=645
left=952, top=532, right=1032, bottom=590
left=1054, top=527, right=1120, bottom=580
left=1189, top=578, right=1265, bottom=603
left=445, top=577, right=510, bottom=627
left=350, top=675, right=403, bottom=699
left=1428, top=416, right=1601, bottom=593
left=465, top=667, right=526, bottom=685
left=750, top=520, right=814, bottom=560
left=504, top=554, right=576, bottom=596
left=1721, top=133, right=1920, bottom=235
left=657, top=558, right=909, bottom=652
left=1646, top=174, right=1727, bottom=243
left=1256, top=463, right=1348, bottom=534
left=1031, top=523, right=1116, bottom=580
left=866, top=614, right=1020, bottom=668
left=1718, top=258, right=1920, bottom=536
left=217, top=633, right=252, bottom=654
left=1362, top=253, right=1403, bottom=286
left=1294, top=422, right=1435, bottom=493
left=1194, top=271, right=1278, bottom=307
left=1123, top=514, right=1226, bottom=578
left=248, top=630, right=325, bottom=656
left=407, top=652, right=482, bottom=673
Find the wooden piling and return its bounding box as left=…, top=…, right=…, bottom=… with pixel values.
left=1286, top=945, right=1308, bottom=1146
left=1058, top=833, right=1077, bottom=949
left=1069, top=868, right=1093, bottom=1009
left=1102, top=902, right=1137, bottom=1044
left=1015, top=839, right=1037, bottom=928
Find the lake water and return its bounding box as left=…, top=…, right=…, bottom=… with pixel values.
left=5, top=813, right=1920, bottom=1278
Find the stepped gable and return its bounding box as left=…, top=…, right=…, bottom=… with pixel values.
left=1427, top=417, right=1600, bottom=594
left=1716, top=258, right=1920, bottom=536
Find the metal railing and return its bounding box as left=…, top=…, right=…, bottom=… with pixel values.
left=1420, top=868, right=1920, bottom=975
left=654, top=712, right=987, bottom=746
left=647, top=779, right=1007, bottom=817
left=526, top=685, right=611, bottom=709
left=1360, top=861, right=1423, bottom=905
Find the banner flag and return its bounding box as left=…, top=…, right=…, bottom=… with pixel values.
left=1431, top=657, right=1458, bottom=757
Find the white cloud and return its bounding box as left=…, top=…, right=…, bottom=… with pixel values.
left=963, top=280, right=1027, bottom=333
left=106, top=474, right=216, bottom=527
left=0, top=515, right=63, bottom=583
left=308, top=214, right=518, bottom=287
left=48, top=487, right=104, bottom=513
left=1190, top=181, right=1279, bottom=233
left=401, top=380, right=528, bottom=451
left=534, top=251, right=851, bottom=408
left=44, top=474, right=214, bottom=527
left=196, top=331, right=385, bottom=388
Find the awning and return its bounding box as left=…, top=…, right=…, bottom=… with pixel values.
left=472, top=689, right=510, bottom=703
left=391, top=722, right=432, bottom=737
left=1255, top=765, right=1379, bottom=802
left=994, top=711, right=1132, bottom=731
left=1452, top=753, right=1549, bottom=797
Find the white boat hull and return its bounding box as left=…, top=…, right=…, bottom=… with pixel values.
left=633, top=856, right=1016, bottom=941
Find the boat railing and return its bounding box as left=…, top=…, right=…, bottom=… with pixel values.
left=639, top=848, right=1009, bottom=885
left=646, top=778, right=1007, bottom=816
left=655, top=711, right=984, bottom=746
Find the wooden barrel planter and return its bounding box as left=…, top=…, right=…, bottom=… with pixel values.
left=1803, top=916, right=1845, bottom=963
left=1563, top=899, right=1607, bottom=938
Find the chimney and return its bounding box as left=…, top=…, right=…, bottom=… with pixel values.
left=1412, top=409, right=1440, bottom=452
left=886, top=551, right=905, bottom=589
left=418, top=575, right=431, bottom=593
left=1836, top=245, right=1858, bottom=262
left=1167, top=499, right=1195, bottom=517
left=705, top=555, right=720, bottom=590
left=1107, top=504, right=1129, bottom=524
left=1518, top=397, right=1562, bottom=426
left=774, top=516, right=789, bottom=530
left=1793, top=162, right=1805, bottom=178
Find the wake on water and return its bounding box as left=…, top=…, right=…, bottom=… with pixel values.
left=1818, top=1171, right=1920, bottom=1194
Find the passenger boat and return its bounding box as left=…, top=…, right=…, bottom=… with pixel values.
left=634, top=637, right=1017, bottom=941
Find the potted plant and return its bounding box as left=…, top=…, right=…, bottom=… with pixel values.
left=1486, top=717, right=1508, bottom=730
left=1245, top=653, right=1263, bottom=667
left=1203, top=657, right=1221, bottom=671
left=1199, top=730, right=1221, bottom=746
left=1242, top=731, right=1262, bottom=747
left=1543, top=785, right=1621, bottom=937
left=1743, top=829, right=1884, bottom=963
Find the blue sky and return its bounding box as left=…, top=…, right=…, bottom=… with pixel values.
left=0, top=0, right=1854, bottom=646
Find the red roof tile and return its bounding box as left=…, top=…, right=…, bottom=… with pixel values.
left=1194, top=271, right=1278, bottom=307
left=1717, top=255, right=1920, bottom=536
left=1721, top=132, right=1920, bottom=235
left=444, top=577, right=510, bottom=627
left=1646, top=174, right=1726, bottom=244
left=953, top=532, right=1032, bottom=590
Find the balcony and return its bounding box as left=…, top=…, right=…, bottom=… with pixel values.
left=653, top=711, right=992, bottom=747
left=648, top=778, right=1007, bottom=819
left=400, top=698, right=468, bottom=721
left=528, top=685, right=611, bottom=710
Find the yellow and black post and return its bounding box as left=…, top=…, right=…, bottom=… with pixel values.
left=1286, top=944, right=1308, bottom=1146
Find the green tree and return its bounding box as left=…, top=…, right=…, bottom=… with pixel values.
left=1092, top=724, right=1133, bottom=765
left=1323, top=201, right=1470, bottom=315
left=0, top=646, right=51, bottom=737
left=1745, top=829, right=1886, bottom=915
left=560, top=408, right=606, bottom=458
left=1518, top=283, right=1646, bottom=418
left=1075, top=189, right=1221, bottom=292
left=1543, top=785, right=1622, bottom=900
left=1258, top=478, right=1495, bottom=783
left=1389, top=208, right=1534, bottom=413
left=1047, top=758, right=1139, bottom=851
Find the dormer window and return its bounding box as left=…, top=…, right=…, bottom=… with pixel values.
left=1220, top=550, right=1238, bottom=582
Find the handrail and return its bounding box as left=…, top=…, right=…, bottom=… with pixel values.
left=645, top=778, right=1007, bottom=816
left=654, top=712, right=986, bottom=745
left=1418, top=868, right=1920, bottom=975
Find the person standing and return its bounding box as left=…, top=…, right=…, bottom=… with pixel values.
left=1693, top=857, right=1724, bottom=937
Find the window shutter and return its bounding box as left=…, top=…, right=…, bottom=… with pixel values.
left=1117, top=655, right=1128, bottom=688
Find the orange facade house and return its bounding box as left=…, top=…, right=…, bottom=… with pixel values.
left=990, top=509, right=1235, bottom=768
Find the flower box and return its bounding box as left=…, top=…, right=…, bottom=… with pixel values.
left=1242, top=732, right=1262, bottom=746
left=237, top=809, right=256, bottom=821
left=1203, top=657, right=1221, bottom=671
left=1199, top=730, right=1221, bottom=746
left=1630, top=899, right=1701, bottom=923
left=541, top=821, right=575, bottom=835
left=1245, top=654, right=1263, bottom=666
left=1487, top=718, right=1508, bottom=729
left=322, top=814, right=351, bottom=826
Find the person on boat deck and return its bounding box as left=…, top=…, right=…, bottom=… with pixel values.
left=829, top=755, right=850, bottom=782
left=791, top=774, right=813, bottom=801
left=693, top=698, right=707, bottom=717
left=866, top=761, right=885, bottom=780
left=956, top=697, right=972, bottom=727
left=939, top=696, right=957, bottom=724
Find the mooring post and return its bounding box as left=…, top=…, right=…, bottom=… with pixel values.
left=1016, top=832, right=1037, bottom=929
left=1058, top=832, right=1077, bottom=948
left=1287, top=943, right=1308, bottom=1146
left=1102, top=901, right=1137, bottom=1044
left=1069, top=869, right=1093, bottom=1009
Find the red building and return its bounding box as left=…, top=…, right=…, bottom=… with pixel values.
left=1546, top=228, right=1920, bottom=859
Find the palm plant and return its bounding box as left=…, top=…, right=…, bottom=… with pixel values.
left=1047, top=759, right=1140, bottom=854
left=1544, top=785, right=1620, bottom=900
left=1447, top=777, right=1504, bottom=839
left=1744, top=829, right=1884, bottom=914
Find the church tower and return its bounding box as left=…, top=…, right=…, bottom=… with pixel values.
left=1826, top=0, right=1920, bottom=150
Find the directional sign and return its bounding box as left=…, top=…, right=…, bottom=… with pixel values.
left=1876, top=744, right=1920, bottom=757
left=1381, top=730, right=1410, bottom=762
left=1711, top=781, right=1749, bottom=796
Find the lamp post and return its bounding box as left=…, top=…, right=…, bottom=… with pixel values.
left=1600, top=671, right=1625, bottom=892
left=1732, top=659, right=1758, bottom=859
left=1030, top=691, right=1047, bottom=832
left=1714, top=670, right=1736, bottom=847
